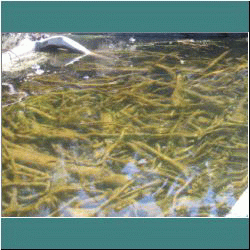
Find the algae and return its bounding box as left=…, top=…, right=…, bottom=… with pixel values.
left=1, top=34, right=248, bottom=217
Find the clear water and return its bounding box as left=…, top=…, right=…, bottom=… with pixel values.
left=1, top=33, right=248, bottom=217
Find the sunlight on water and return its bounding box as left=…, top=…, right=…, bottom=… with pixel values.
left=1, top=33, right=248, bottom=217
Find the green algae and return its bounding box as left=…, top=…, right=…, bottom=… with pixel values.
left=1, top=36, right=248, bottom=217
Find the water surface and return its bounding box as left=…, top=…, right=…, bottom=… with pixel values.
left=1, top=33, right=248, bottom=217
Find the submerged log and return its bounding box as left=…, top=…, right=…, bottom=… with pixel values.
left=35, top=36, right=91, bottom=55
left=2, top=35, right=92, bottom=72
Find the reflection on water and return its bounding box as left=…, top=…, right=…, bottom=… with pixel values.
left=1, top=33, right=248, bottom=217
left=109, top=194, right=163, bottom=217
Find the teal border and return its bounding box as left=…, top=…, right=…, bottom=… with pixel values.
left=1, top=1, right=249, bottom=249
left=1, top=1, right=249, bottom=32
left=1, top=218, right=249, bottom=249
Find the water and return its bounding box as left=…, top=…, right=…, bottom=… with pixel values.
left=1, top=33, right=248, bottom=217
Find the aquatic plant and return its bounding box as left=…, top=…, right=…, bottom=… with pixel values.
left=1, top=35, right=248, bottom=217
